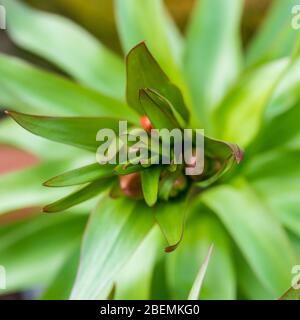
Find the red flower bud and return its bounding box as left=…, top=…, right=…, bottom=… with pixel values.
left=140, top=116, right=153, bottom=132
left=119, top=173, right=143, bottom=200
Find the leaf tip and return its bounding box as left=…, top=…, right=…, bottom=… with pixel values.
left=164, top=243, right=179, bottom=253
left=235, top=148, right=244, bottom=164
left=43, top=176, right=60, bottom=188
left=42, top=206, right=50, bottom=213
left=42, top=205, right=55, bottom=213
left=42, top=180, right=52, bottom=187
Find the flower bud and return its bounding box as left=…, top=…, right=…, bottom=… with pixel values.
left=140, top=116, right=153, bottom=133
left=170, top=175, right=187, bottom=197
left=119, top=173, right=143, bottom=200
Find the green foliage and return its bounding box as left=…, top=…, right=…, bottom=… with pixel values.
left=279, top=286, right=300, bottom=300
left=184, top=0, right=242, bottom=128
left=1, top=0, right=125, bottom=99
left=202, top=179, right=297, bottom=296
left=141, top=167, right=161, bottom=207
left=44, top=163, right=115, bottom=187
left=70, top=197, right=154, bottom=299
left=187, top=244, right=214, bottom=300
left=1, top=0, right=300, bottom=300
left=0, top=212, right=86, bottom=294
left=246, top=0, right=300, bottom=66
left=8, top=112, right=124, bottom=152
left=126, top=43, right=189, bottom=122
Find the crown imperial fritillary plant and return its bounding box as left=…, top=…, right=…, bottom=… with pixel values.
left=1, top=0, right=300, bottom=300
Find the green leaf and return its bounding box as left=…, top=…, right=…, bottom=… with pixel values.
left=0, top=212, right=86, bottom=293
left=43, top=178, right=113, bottom=213
left=40, top=248, right=80, bottom=300
left=246, top=0, right=300, bottom=66
left=0, top=160, right=77, bottom=214
left=70, top=197, right=154, bottom=299
left=113, top=162, right=144, bottom=175
left=8, top=111, right=123, bottom=152
left=139, top=88, right=181, bottom=129
left=188, top=244, right=214, bottom=300
left=202, top=179, right=297, bottom=297
left=213, top=59, right=288, bottom=146
left=154, top=196, right=188, bottom=253
left=248, top=101, right=300, bottom=155
left=195, top=135, right=243, bottom=188
left=126, top=43, right=189, bottom=123
left=236, top=251, right=275, bottom=300
left=0, top=54, right=138, bottom=122
left=196, top=157, right=236, bottom=189
left=267, top=58, right=300, bottom=117
left=204, top=135, right=243, bottom=162
left=150, top=254, right=171, bottom=299
left=44, top=163, right=115, bottom=187
left=115, top=227, right=161, bottom=300
left=246, top=150, right=300, bottom=182
left=246, top=150, right=300, bottom=237
left=184, top=0, right=242, bottom=128
left=0, top=118, right=84, bottom=161
left=166, top=211, right=236, bottom=300
left=115, top=0, right=184, bottom=88
left=2, top=0, right=125, bottom=99
left=141, top=167, right=162, bottom=207
left=279, top=286, right=300, bottom=300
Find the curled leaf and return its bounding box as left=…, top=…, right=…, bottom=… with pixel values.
left=126, top=42, right=189, bottom=123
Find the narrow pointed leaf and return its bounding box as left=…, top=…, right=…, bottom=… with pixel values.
left=246, top=0, right=300, bottom=66
left=0, top=160, right=77, bottom=214
left=154, top=197, right=188, bottom=252
left=141, top=167, right=162, bottom=207
left=115, top=0, right=184, bottom=88
left=44, top=163, right=115, bottom=187
left=126, top=43, right=189, bottom=122
left=2, top=0, right=125, bottom=99
left=202, top=179, right=297, bottom=297
left=114, top=162, right=145, bottom=175
left=279, top=286, right=300, bottom=300
left=44, top=179, right=113, bottom=213
left=188, top=244, right=214, bottom=300
left=0, top=54, right=138, bottom=122
left=0, top=118, right=83, bottom=161
left=166, top=211, right=236, bottom=300
left=184, top=0, right=242, bottom=127
left=8, top=111, right=122, bottom=152
left=71, top=197, right=154, bottom=299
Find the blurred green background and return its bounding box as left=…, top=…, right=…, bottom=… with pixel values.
left=1, top=0, right=272, bottom=55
